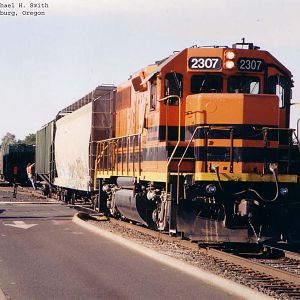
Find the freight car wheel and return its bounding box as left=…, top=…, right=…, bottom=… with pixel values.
left=63, top=190, right=72, bottom=204
left=71, top=193, right=76, bottom=205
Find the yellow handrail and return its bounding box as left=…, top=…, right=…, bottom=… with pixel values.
left=158, top=95, right=182, bottom=198
left=94, top=133, right=142, bottom=189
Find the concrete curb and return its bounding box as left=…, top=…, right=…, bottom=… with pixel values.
left=73, top=213, right=274, bottom=300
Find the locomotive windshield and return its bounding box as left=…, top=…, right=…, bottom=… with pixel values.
left=228, top=76, right=260, bottom=94
left=190, top=75, right=223, bottom=93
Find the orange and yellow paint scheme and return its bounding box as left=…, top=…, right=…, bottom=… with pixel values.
left=94, top=42, right=300, bottom=242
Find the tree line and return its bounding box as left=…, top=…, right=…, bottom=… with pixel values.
left=0, top=132, right=35, bottom=153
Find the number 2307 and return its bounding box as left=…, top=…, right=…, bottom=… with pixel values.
left=188, top=57, right=221, bottom=70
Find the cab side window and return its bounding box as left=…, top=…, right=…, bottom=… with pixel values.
left=150, top=78, right=157, bottom=110
left=165, top=72, right=183, bottom=104
left=267, top=75, right=288, bottom=108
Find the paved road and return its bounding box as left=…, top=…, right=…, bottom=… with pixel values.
left=0, top=192, right=243, bottom=300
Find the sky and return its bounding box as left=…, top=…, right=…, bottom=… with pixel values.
left=0, top=0, right=300, bottom=140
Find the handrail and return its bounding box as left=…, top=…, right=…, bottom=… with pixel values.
left=297, top=118, right=300, bottom=145
left=93, top=100, right=148, bottom=188
left=260, top=127, right=295, bottom=173
left=94, top=95, right=181, bottom=193
left=94, top=133, right=142, bottom=187
left=93, top=143, right=100, bottom=188
left=297, top=119, right=300, bottom=150
left=175, top=125, right=298, bottom=204
left=177, top=125, right=204, bottom=204
left=293, top=131, right=300, bottom=151
left=260, top=127, right=295, bottom=132
left=95, top=132, right=141, bottom=144
left=176, top=125, right=234, bottom=204
left=158, top=95, right=182, bottom=198
left=126, top=137, right=129, bottom=174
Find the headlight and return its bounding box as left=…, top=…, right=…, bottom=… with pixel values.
left=225, top=51, right=235, bottom=60
left=279, top=187, right=288, bottom=196
left=206, top=184, right=217, bottom=194
left=225, top=60, right=235, bottom=69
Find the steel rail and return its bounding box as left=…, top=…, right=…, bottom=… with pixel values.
left=205, top=247, right=300, bottom=287
left=263, top=244, right=300, bottom=262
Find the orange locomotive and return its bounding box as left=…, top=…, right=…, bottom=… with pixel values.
left=94, top=41, right=300, bottom=243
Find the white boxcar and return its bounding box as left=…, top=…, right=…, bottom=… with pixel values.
left=54, top=85, right=116, bottom=192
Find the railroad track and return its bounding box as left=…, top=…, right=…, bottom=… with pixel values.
left=207, top=246, right=300, bottom=299
left=75, top=205, right=300, bottom=299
